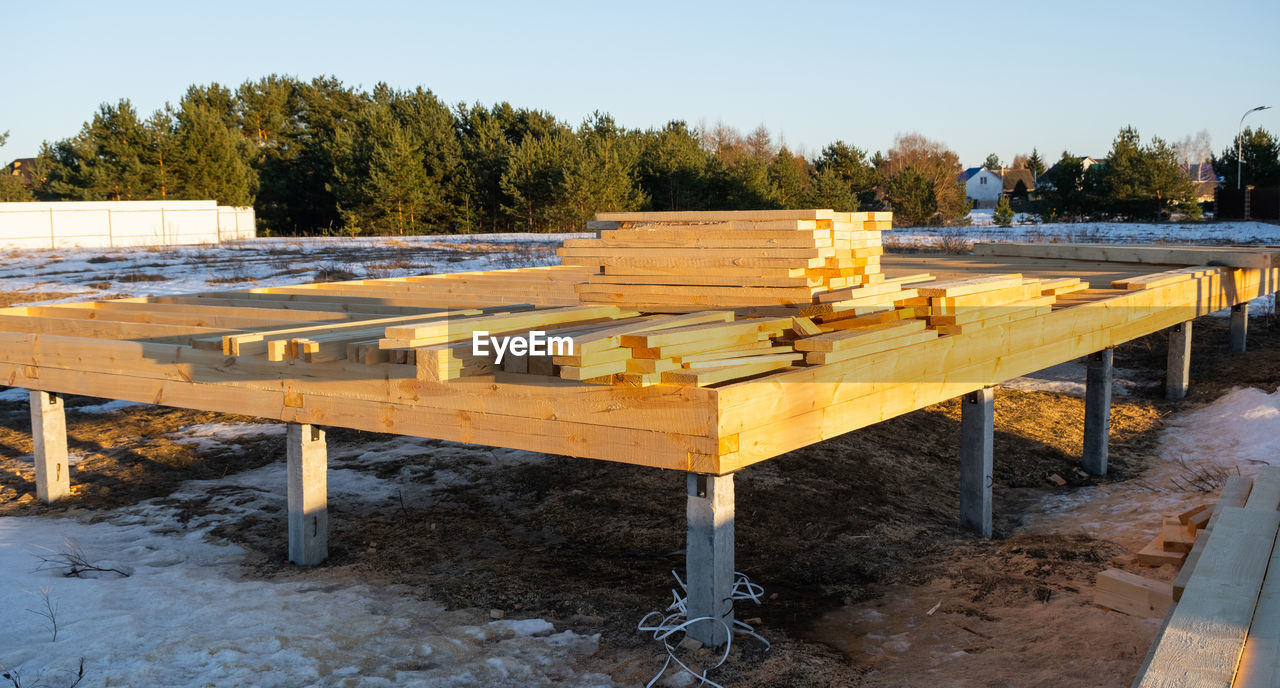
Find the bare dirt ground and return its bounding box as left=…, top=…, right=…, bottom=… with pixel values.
left=1, top=315, right=1276, bottom=687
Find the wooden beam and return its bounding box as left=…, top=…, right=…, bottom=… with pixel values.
left=973, top=242, right=1280, bottom=269
left=1095, top=568, right=1173, bottom=618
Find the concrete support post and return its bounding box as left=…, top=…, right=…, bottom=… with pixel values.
left=29, top=390, right=71, bottom=503
left=960, top=387, right=994, bottom=538
left=1166, top=321, right=1192, bottom=400
left=1083, top=349, right=1113, bottom=476
left=686, top=472, right=734, bottom=647
left=1230, top=303, right=1249, bottom=353
left=287, top=423, right=328, bottom=566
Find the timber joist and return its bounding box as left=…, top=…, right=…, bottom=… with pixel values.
left=0, top=211, right=1275, bottom=475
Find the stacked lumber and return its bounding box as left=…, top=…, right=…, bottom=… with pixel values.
left=1095, top=478, right=1255, bottom=622
left=1133, top=502, right=1213, bottom=567
left=895, top=273, right=1066, bottom=335
left=1111, top=265, right=1226, bottom=291
left=1131, top=467, right=1280, bottom=688
left=560, top=209, right=892, bottom=308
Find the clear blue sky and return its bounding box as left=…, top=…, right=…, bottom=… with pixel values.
left=3, top=0, right=1277, bottom=167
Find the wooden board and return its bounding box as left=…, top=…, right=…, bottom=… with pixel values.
left=973, top=242, right=1280, bottom=269
left=1134, top=507, right=1280, bottom=688
left=1095, top=568, right=1173, bottom=618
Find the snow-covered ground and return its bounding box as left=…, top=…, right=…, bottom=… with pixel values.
left=891, top=214, right=1280, bottom=247
left=0, top=233, right=585, bottom=305
left=0, top=221, right=1275, bottom=308
left=0, top=428, right=613, bottom=687
left=1023, top=385, right=1280, bottom=548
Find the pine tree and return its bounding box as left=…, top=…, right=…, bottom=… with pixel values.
left=0, top=131, right=33, bottom=201
left=983, top=153, right=1001, bottom=170
left=638, top=121, right=709, bottom=211
left=1213, top=127, right=1280, bottom=190
left=993, top=195, right=1014, bottom=227
left=169, top=102, right=256, bottom=205
left=885, top=166, right=936, bottom=226
left=1027, top=148, right=1045, bottom=180
left=767, top=146, right=813, bottom=208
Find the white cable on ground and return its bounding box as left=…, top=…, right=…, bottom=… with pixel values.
left=637, top=570, right=770, bottom=688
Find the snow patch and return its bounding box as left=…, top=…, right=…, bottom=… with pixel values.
left=0, top=515, right=611, bottom=687
left=1021, top=385, right=1280, bottom=546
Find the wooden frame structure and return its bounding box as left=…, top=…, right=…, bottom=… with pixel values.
left=6, top=252, right=1276, bottom=475
left=5, top=219, right=1279, bottom=647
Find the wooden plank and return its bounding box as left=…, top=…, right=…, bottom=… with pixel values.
left=1245, top=466, right=1280, bottom=511
left=620, top=319, right=784, bottom=349
left=1094, top=568, right=1173, bottom=618
left=973, top=242, right=1280, bottom=269
left=683, top=352, right=802, bottom=369
left=0, top=359, right=717, bottom=471
left=1134, top=507, right=1280, bottom=688
left=0, top=313, right=240, bottom=345
left=793, top=319, right=926, bottom=352
left=1218, top=476, right=1255, bottom=514
left=802, top=329, right=939, bottom=366
left=662, top=359, right=795, bottom=387
left=594, top=209, right=835, bottom=222
left=1137, top=533, right=1187, bottom=566
left=913, top=274, right=1024, bottom=298
left=1235, top=523, right=1280, bottom=688
left=1162, top=517, right=1196, bottom=553
left=381, top=306, right=628, bottom=348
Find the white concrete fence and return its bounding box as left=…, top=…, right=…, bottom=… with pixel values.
left=0, top=200, right=255, bottom=249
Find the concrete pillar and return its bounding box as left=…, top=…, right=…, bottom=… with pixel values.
left=1083, top=349, right=1113, bottom=476
left=287, top=423, right=327, bottom=566
left=29, top=390, right=71, bottom=503
left=1166, top=321, right=1192, bottom=400
left=1230, top=303, right=1249, bottom=353
left=960, top=387, right=994, bottom=538
left=686, top=472, right=734, bottom=647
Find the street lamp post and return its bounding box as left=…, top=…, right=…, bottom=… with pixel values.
left=1238, top=105, right=1271, bottom=189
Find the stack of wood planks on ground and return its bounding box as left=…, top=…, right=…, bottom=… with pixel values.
left=1118, top=467, right=1280, bottom=688
left=560, top=209, right=892, bottom=308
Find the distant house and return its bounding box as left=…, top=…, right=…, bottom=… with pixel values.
left=1184, top=162, right=1220, bottom=202
left=958, top=166, right=1037, bottom=208
left=5, top=158, right=36, bottom=186
left=958, top=167, right=1004, bottom=207
left=1001, top=168, right=1035, bottom=198
left=1036, top=156, right=1105, bottom=192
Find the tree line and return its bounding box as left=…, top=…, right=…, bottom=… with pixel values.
left=1, top=76, right=976, bottom=233
left=3, top=75, right=1275, bottom=231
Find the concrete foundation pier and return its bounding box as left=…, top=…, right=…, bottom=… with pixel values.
left=29, top=390, right=71, bottom=503
left=1083, top=349, right=1113, bottom=476
left=1166, top=321, right=1192, bottom=400
left=686, top=472, right=734, bottom=647
left=287, top=423, right=328, bottom=566
left=960, top=387, right=994, bottom=538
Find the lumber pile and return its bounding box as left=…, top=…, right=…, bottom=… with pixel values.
left=561, top=209, right=893, bottom=308
left=892, top=274, right=1084, bottom=336
left=1130, top=466, right=1280, bottom=688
